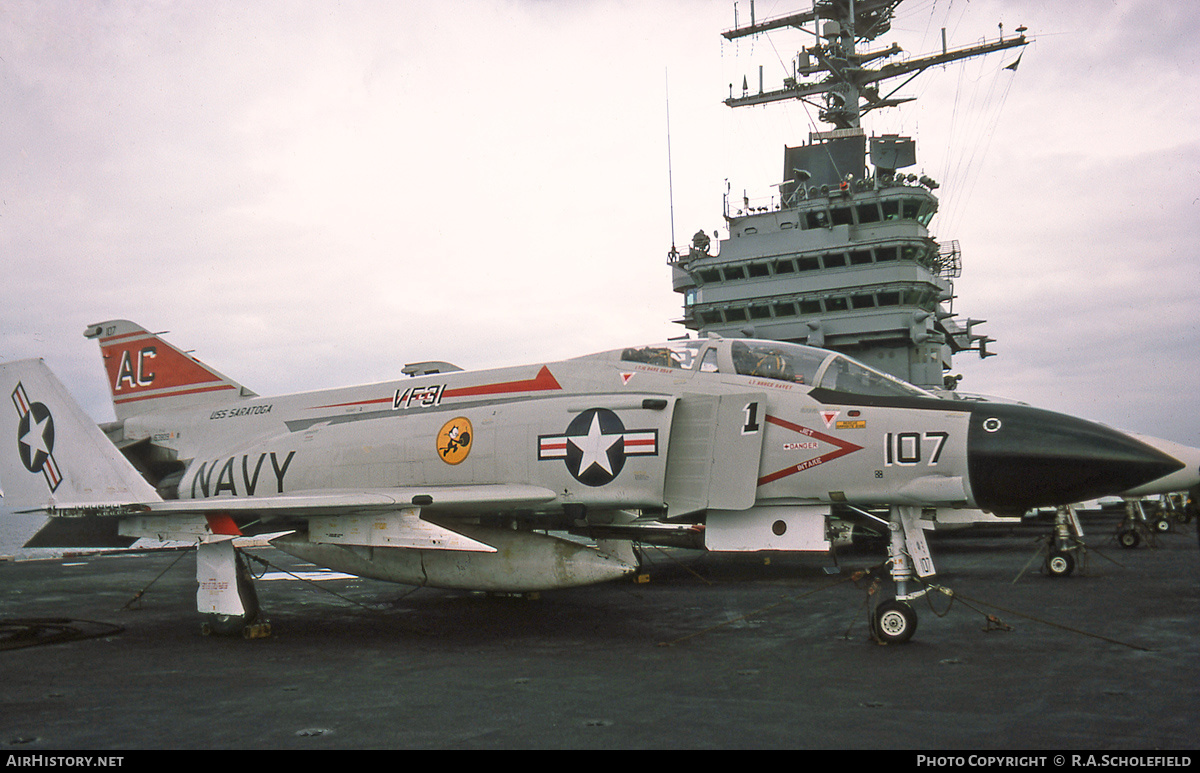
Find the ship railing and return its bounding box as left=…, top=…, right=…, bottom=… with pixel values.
left=728, top=192, right=780, bottom=218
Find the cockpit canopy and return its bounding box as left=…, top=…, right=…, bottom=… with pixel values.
left=613, top=338, right=932, bottom=399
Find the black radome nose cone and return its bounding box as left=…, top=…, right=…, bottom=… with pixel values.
left=967, top=403, right=1184, bottom=512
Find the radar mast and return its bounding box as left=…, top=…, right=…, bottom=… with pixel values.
left=670, top=1, right=1028, bottom=390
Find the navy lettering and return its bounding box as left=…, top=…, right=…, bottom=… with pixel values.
left=270, top=451, right=295, bottom=493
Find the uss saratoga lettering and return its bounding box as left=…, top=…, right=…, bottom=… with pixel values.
left=190, top=451, right=295, bottom=497
left=209, top=404, right=273, bottom=420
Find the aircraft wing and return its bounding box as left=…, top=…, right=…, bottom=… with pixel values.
left=32, top=484, right=558, bottom=519
left=23, top=484, right=559, bottom=553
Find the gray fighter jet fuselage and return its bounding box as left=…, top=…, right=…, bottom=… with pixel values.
left=0, top=320, right=1188, bottom=641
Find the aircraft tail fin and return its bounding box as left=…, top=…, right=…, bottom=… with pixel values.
left=84, top=320, right=256, bottom=421
left=0, top=358, right=160, bottom=511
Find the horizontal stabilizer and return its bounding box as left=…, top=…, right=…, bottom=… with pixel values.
left=23, top=515, right=138, bottom=549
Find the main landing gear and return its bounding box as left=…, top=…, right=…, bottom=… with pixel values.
left=196, top=540, right=270, bottom=639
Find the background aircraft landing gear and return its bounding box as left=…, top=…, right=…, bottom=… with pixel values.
left=1116, top=527, right=1141, bottom=549
left=1045, top=549, right=1075, bottom=577
left=1115, top=499, right=1157, bottom=550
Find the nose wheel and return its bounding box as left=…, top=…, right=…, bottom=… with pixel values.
left=871, top=598, right=918, bottom=644
left=1045, top=549, right=1075, bottom=577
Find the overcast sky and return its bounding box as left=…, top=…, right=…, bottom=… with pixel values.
left=2, top=0, right=1199, bottom=450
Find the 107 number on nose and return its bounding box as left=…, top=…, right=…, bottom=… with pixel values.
left=884, top=431, right=948, bottom=466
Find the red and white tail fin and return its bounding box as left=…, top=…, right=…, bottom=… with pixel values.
left=84, top=320, right=256, bottom=422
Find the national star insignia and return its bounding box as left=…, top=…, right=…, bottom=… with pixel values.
left=571, top=411, right=619, bottom=477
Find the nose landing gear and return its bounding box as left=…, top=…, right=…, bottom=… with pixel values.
left=868, top=506, right=934, bottom=645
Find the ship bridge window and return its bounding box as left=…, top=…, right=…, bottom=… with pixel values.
left=902, top=288, right=938, bottom=309
left=856, top=203, right=881, bottom=224
left=825, top=297, right=848, bottom=312
left=723, top=266, right=746, bottom=281
left=724, top=308, right=747, bottom=322
left=805, top=210, right=829, bottom=229
left=699, top=269, right=721, bottom=283
left=700, top=310, right=723, bottom=325
left=799, top=299, right=823, bottom=315
left=849, top=250, right=873, bottom=265
left=749, top=305, right=772, bottom=320
left=796, top=256, right=820, bottom=271
left=748, top=263, right=770, bottom=278
left=731, top=340, right=828, bottom=385
left=774, top=302, right=797, bottom=317
left=822, top=253, right=847, bottom=268
left=877, top=291, right=901, bottom=306
left=880, top=197, right=936, bottom=226
left=831, top=207, right=853, bottom=226
left=900, top=198, right=936, bottom=225
left=774, top=259, right=795, bottom=273
left=850, top=294, right=876, bottom=308
left=876, top=246, right=898, bottom=261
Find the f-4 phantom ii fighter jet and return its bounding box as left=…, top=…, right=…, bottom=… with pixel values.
left=1, top=320, right=1190, bottom=642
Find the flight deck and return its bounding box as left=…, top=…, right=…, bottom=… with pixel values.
left=1, top=508, right=1196, bottom=750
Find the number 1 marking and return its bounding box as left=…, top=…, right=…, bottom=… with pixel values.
left=742, top=401, right=761, bottom=434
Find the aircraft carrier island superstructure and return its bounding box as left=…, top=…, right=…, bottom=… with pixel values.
left=670, top=1, right=1027, bottom=390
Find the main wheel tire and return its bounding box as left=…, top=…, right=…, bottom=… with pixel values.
left=1117, top=528, right=1140, bottom=549
left=872, top=599, right=918, bottom=644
